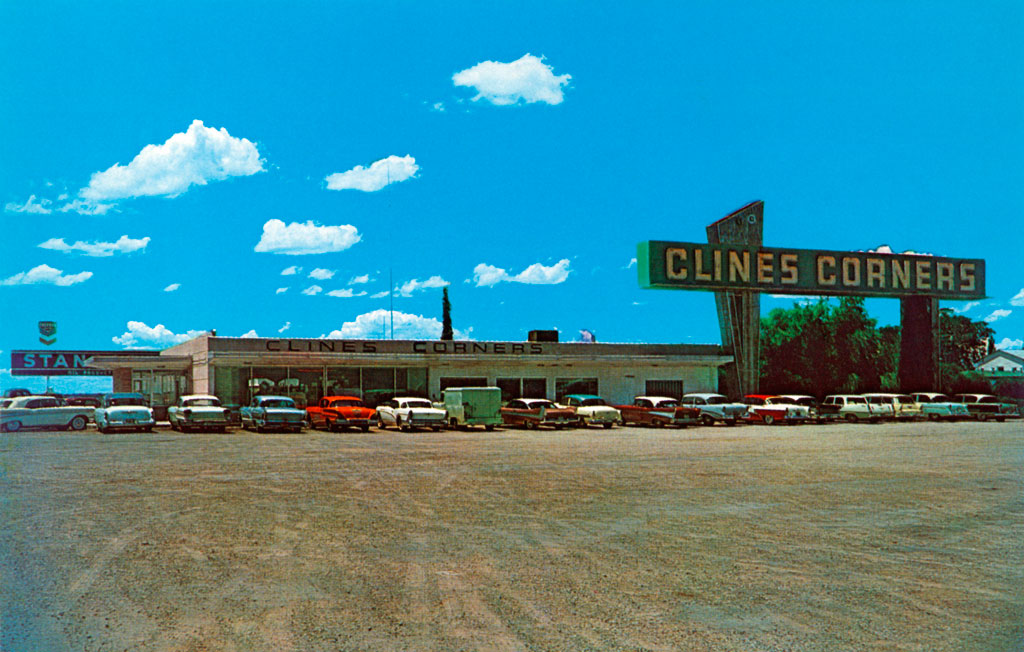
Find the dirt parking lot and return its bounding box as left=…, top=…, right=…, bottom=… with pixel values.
left=1, top=421, right=1022, bottom=651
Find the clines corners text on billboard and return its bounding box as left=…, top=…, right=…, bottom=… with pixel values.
left=637, top=241, right=985, bottom=300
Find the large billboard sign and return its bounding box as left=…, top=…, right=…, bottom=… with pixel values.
left=638, top=241, right=985, bottom=300
left=10, top=350, right=159, bottom=376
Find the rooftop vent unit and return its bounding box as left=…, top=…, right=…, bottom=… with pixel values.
left=528, top=330, right=559, bottom=343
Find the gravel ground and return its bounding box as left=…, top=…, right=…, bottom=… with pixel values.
left=1, top=420, right=1022, bottom=651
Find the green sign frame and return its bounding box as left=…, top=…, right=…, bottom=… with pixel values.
left=638, top=241, right=985, bottom=300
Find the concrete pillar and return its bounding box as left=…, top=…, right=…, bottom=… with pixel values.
left=112, top=368, right=132, bottom=393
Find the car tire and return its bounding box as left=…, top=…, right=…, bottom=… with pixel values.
left=524, top=419, right=536, bottom=430
left=603, top=422, right=614, bottom=429
left=763, top=414, right=775, bottom=426
left=377, top=415, right=386, bottom=429
left=396, top=417, right=405, bottom=432
left=845, top=413, right=858, bottom=422
left=4, top=420, right=22, bottom=433
left=69, top=415, right=87, bottom=431
left=325, top=419, right=334, bottom=433
left=701, top=415, right=715, bottom=427
left=927, top=413, right=939, bottom=421
left=726, top=418, right=738, bottom=427
left=485, top=424, right=495, bottom=431
left=98, top=425, right=108, bottom=434
left=361, top=425, right=370, bottom=432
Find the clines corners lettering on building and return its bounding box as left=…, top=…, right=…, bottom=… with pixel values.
left=262, top=340, right=547, bottom=355
left=637, top=241, right=985, bottom=300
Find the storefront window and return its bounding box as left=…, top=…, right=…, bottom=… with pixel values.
left=326, top=367, right=360, bottom=398
left=214, top=367, right=246, bottom=407
left=555, top=378, right=599, bottom=400
left=522, top=378, right=547, bottom=399
left=131, top=371, right=185, bottom=408
left=362, top=367, right=395, bottom=407
left=645, top=380, right=683, bottom=399
left=288, top=367, right=323, bottom=409
left=496, top=378, right=521, bottom=402
left=250, top=367, right=288, bottom=402
left=407, top=368, right=428, bottom=397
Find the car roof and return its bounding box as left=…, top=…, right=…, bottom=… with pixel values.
left=182, top=394, right=219, bottom=400
left=323, top=395, right=363, bottom=401
left=255, top=395, right=293, bottom=401
left=684, top=393, right=726, bottom=398
left=564, top=394, right=602, bottom=400
left=394, top=396, right=432, bottom=401
left=744, top=394, right=777, bottom=399
left=633, top=396, right=676, bottom=402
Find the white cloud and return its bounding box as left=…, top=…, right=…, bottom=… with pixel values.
left=327, top=288, right=368, bottom=298
left=240, top=329, right=259, bottom=338
left=397, top=275, right=449, bottom=297
left=326, top=309, right=471, bottom=340
left=301, top=285, right=323, bottom=296
left=984, top=309, right=1012, bottom=323
left=164, top=283, right=180, bottom=292
left=325, top=155, right=418, bottom=192
left=276, top=287, right=289, bottom=294
left=111, top=321, right=205, bottom=349
left=5, top=194, right=52, bottom=214
left=370, top=290, right=390, bottom=299
left=453, top=54, right=571, bottom=106
left=868, top=244, right=932, bottom=256
left=278, top=322, right=291, bottom=333
left=309, top=268, right=335, bottom=280
left=432, top=102, right=446, bottom=112
left=995, top=337, right=1023, bottom=350
left=254, top=219, right=361, bottom=255
left=38, top=234, right=150, bottom=257
left=80, top=120, right=263, bottom=201
left=625, top=258, right=637, bottom=269
left=349, top=274, right=370, bottom=285
left=281, top=265, right=301, bottom=276
left=1011, top=289, right=1024, bottom=307
left=950, top=301, right=979, bottom=314
left=1, top=264, right=93, bottom=287
left=472, top=259, right=571, bottom=287
left=57, top=199, right=114, bottom=215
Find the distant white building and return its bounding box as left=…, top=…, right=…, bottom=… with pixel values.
left=974, top=349, right=1024, bottom=378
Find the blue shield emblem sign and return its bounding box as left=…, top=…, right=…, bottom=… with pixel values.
left=39, top=321, right=57, bottom=345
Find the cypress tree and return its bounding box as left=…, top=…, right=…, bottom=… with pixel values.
left=441, top=287, right=453, bottom=340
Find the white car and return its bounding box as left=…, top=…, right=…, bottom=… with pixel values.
left=862, top=393, right=923, bottom=420
left=822, top=395, right=892, bottom=422
left=167, top=394, right=232, bottom=433
left=681, top=393, right=748, bottom=426
left=561, top=394, right=622, bottom=428
left=94, top=392, right=156, bottom=433
left=0, top=395, right=93, bottom=432
left=376, top=397, right=447, bottom=431
left=909, top=393, right=971, bottom=421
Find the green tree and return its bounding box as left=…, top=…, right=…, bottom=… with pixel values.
left=937, top=308, right=995, bottom=392
left=441, top=287, right=453, bottom=341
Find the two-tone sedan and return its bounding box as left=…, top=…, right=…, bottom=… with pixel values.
left=376, top=397, right=447, bottom=431
left=0, top=395, right=93, bottom=432
left=94, top=393, right=155, bottom=433
left=743, top=395, right=811, bottom=425
left=500, top=398, right=577, bottom=430
left=240, top=395, right=307, bottom=433
left=681, top=393, right=748, bottom=426
left=307, top=395, right=375, bottom=432
left=562, top=394, right=621, bottom=429
left=909, top=392, right=971, bottom=421
left=616, top=396, right=701, bottom=427
left=167, top=394, right=232, bottom=433
left=953, top=394, right=1019, bottom=422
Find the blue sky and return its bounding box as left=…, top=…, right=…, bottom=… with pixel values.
left=2, top=1, right=1023, bottom=392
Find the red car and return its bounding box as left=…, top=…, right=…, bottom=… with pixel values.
left=306, top=395, right=376, bottom=432
left=500, top=398, right=577, bottom=429
left=742, top=395, right=812, bottom=425
left=615, top=396, right=701, bottom=427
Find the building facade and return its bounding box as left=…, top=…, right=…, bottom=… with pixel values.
left=111, top=335, right=733, bottom=409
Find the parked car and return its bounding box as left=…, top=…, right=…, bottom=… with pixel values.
left=3, top=388, right=32, bottom=399
left=500, top=398, right=577, bottom=430
left=307, top=395, right=375, bottom=432
left=241, top=395, right=307, bottom=432
left=376, top=397, right=447, bottom=431
left=94, top=393, right=155, bottom=433
left=953, top=394, right=1019, bottom=422
left=681, top=393, right=748, bottom=426
left=862, top=393, right=923, bottom=420
left=774, top=395, right=826, bottom=421
left=909, top=392, right=971, bottom=421
left=167, top=394, right=232, bottom=433
left=615, top=396, right=701, bottom=427
left=561, top=394, right=622, bottom=428
left=441, top=387, right=503, bottom=431
left=0, top=395, right=93, bottom=432
left=821, top=395, right=892, bottom=422
left=742, top=395, right=811, bottom=425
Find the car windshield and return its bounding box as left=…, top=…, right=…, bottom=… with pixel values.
left=746, top=397, right=767, bottom=406
left=405, top=400, right=432, bottom=409
left=0, top=400, right=11, bottom=409
left=580, top=398, right=606, bottom=406
left=655, top=400, right=679, bottom=408
left=261, top=399, right=295, bottom=408
left=705, top=396, right=729, bottom=405
left=184, top=398, right=220, bottom=407
left=979, top=396, right=999, bottom=404
left=109, top=397, right=148, bottom=407
left=528, top=400, right=554, bottom=408
left=330, top=400, right=363, bottom=408
left=793, top=397, right=815, bottom=406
